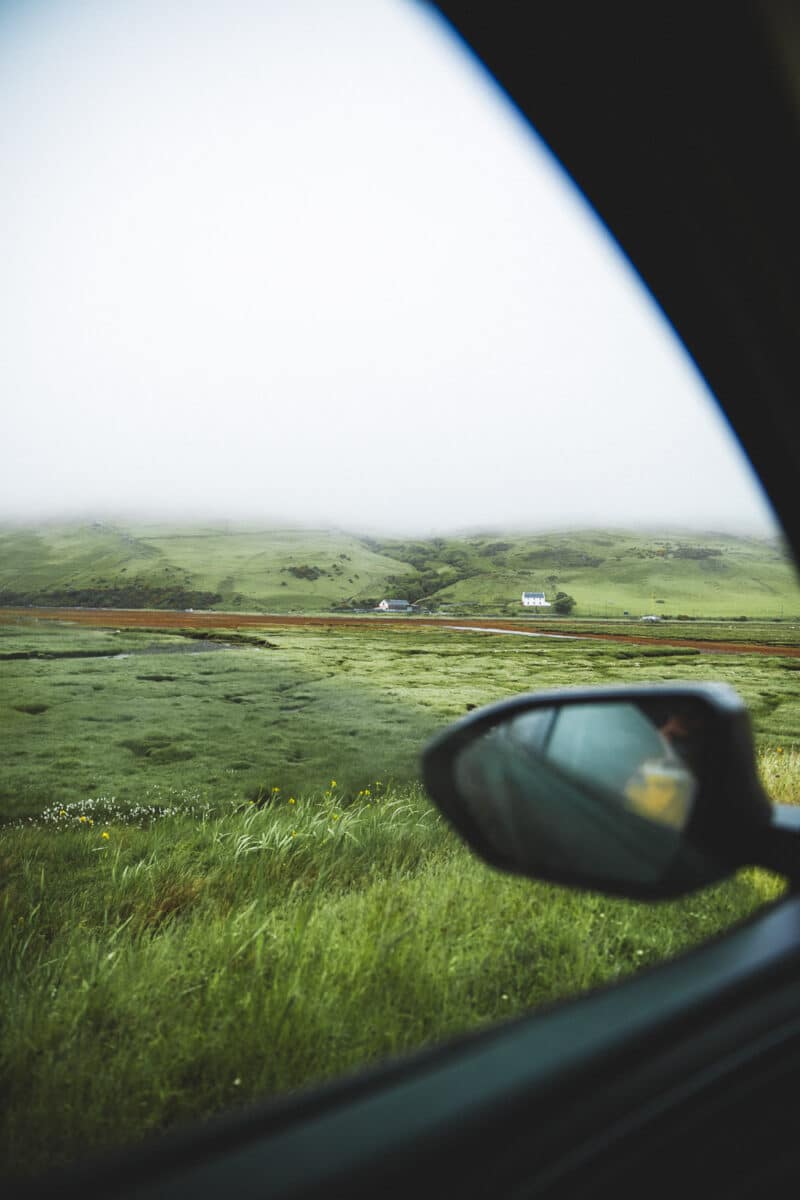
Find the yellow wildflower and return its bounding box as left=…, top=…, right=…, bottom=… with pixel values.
left=288, top=797, right=296, bottom=805
left=101, top=831, right=110, bottom=840
left=778, top=746, right=784, bottom=754
left=330, top=780, right=337, bottom=788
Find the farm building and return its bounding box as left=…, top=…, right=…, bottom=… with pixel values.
left=378, top=599, right=413, bottom=612
left=521, top=592, right=551, bottom=608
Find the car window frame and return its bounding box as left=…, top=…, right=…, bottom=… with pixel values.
left=14, top=5, right=800, bottom=1197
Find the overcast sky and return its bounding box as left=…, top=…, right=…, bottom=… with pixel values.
left=0, top=0, right=779, bottom=536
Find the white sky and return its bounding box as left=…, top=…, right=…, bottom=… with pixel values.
left=0, top=0, right=779, bottom=536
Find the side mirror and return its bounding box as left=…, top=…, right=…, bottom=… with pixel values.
left=422, top=683, right=797, bottom=900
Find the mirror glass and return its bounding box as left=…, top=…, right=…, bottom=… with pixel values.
left=453, top=698, right=718, bottom=890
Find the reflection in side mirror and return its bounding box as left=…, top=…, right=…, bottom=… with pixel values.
left=454, top=700, right=701, bottom=891
left=422, top=684, right=775, bottom=900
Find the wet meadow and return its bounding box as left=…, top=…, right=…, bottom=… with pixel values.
left=2, top=616, right=799, bottom=1177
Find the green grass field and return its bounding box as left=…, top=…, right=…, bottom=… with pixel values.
left=2, top=618, right=799, bottom=823
left=2, top=782, right=792, bottom=1177
left=1, top=523, right=797, bottom=617
left=541, top=618, right=800, bottom=645
left=2, top=613, right=800, bottom=1178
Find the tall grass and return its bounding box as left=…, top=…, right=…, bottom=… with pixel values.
left=2, top=756, right=797, bottom=1180
left=3, top=617, right=799, bottom=1178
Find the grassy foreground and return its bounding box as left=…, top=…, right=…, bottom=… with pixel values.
left=2, top=761, right=796, bottom=1179
left=3, top=614, right=800, bottom=1179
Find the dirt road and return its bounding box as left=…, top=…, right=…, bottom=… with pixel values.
left=3, top=606, right=799, bottom=658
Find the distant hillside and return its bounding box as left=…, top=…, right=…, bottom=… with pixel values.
left=0, top=523, right=796, bottom=618
left=0, top=524, right=413, bottom=613
left=365, top=529, right=797, bottom=619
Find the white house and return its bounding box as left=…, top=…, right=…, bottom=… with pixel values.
left=378, top=599, right=413, bottom=612
left=521, top=592, right=551, bottom=608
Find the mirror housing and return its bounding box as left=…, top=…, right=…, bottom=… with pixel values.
left=422, top=683, right=781, bottom=900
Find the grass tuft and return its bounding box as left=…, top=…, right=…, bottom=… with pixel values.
left=1, top=760, right=797, bottom=1179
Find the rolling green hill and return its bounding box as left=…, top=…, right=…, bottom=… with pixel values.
left=367, top=529, right=799, bottom=619
left=0, top=523, right=796, bottom=618
left=0, top=523, right=413, bottom=612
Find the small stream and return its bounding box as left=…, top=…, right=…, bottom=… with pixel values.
left=1, top=640, right=237, bottom=662
left=113, top=640, right=235, bottom=659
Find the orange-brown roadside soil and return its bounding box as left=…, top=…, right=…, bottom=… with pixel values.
left=2, top=607, right=799, bottom=658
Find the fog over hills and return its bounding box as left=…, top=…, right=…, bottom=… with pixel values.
left=0, top=0, right=778, bottom=540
